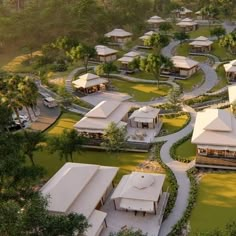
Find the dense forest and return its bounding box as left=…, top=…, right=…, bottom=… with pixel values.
left=0, top=0, right=235, bottom=54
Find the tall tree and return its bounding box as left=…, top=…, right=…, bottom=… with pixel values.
left=219, top=32, right=236, bottom=54
left=210, top=26, right=226, bottom=40
left=101, top=122, right=127, bottom=154
left=95, top=62, right=117, bottom=79
left=49, top=129, right=84, bottom=162
left=174, top=31, right=190, bottom=45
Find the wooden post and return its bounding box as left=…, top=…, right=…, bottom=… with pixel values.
left=154, top=202, right=157, bottom=215
left=104, top=218, right=108, bottom=228
left=113, top=200, right=117, bottom=210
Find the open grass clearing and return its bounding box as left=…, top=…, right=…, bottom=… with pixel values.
left=190, top=173, right=236, bottom=235
left=111, top=79, right=171, bottom=102
left=189, top=26, right=211, bottom=38
left=130, top=71, right=168, bottom=81
left=212, top=42, right=234, bottom=61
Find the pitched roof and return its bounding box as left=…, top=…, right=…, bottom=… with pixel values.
left=192, top=109, right=236, bottom=146
left=172, top=56, right=199, bottom=69
left=129, top=106, right=160, bottom=122
left=147, top=15, right=165, bottom=24
left=176, top=18, right=197, bottom=26
left=105, top=29, right=132, bottom=38
left=139, top=31, right=156, bottom=41
left=224, top=60, right=236, bottom=73
left=95, top=45, right=117, bottom=56
left=72, top=73, right=108, bottom=89
left=189, top=36, right=213, bottom=47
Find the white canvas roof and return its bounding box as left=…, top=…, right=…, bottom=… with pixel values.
left=224, top=60, right=236, bottom=73
left=228, top=85, right=236, bottom=104
left=111, top=172, right=165, bottom=202
left=147, top=15, right=165, bottom=24
left=189, top=36, right=213, bottom=47
left=41, top=162, right=118, bottom=216
left=139, top=31, right=156, bottom=41
left=74, top=101, right=132, bottom=133
left=129, top=106, right=160, bottom=123
left=118, top=56, right=135, bottom=63
left=105, top=29, right=132, bottom=38
left=192, top=109, right=236, bottom=146
left=172, top=56, right=199, bottom=69
left=124, top=51, right=141, bottom=57
left=73, top=73, right=108, bottom=89
left=95, top=45, right=117, bottom=56
left=177, top=18, right=197, bottom=27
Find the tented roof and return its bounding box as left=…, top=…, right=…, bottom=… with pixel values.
left=224, top=60, right=236, bottom=73
left=189, top=36, right=213, bottom=47
left=172, top=56, right=199, bottom=69
left=95, top=45, right=117, bottom=56
left=41, top=163, right=118, bottom=216
left=139, top=31, right=156, bottom=40
left=111, top=172, right=165, bottom=202
left=129, top=106, right=160, bottom=123
left=147, top=15, right=165, bottom=24
left=74, top=101, right=132, bottom=133
left=105, top=29, right=132, bottom=38
left=177, top=18, right=197, bottom=27
left=192, top=109, right=236, bottom=146
left=124, top=51, right=141, bottom=57
left=72, top=73, right=108, bottom=89
left=228, top=85, right=236, bottom=104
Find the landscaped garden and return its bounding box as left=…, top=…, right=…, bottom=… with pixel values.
left=212, top=42, right=235, bottom=61
left=111, top=79, right=171, bottom=102
left=189, top=26, right=211, bottom=38
left=176, top=71, right=205, bottom=92
left=159, top=113, right=190, bottom=136
left=189, top=173, right=236, bottom=235
left=130, top=71, right=168, bottom=81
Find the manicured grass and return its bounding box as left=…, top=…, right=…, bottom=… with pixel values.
left=191, top=56, right=208, bottom=63
left=45, top=112, right=82, bottom=136
left=160, top=114, right=189, bottom=136
left=189, top=26, right=211, bottom=38
left=111, top=79, right=171, bottom=102
left=210, top=64, right=228, bottom=92
left=175, top=138, right=196, bottom=162
left=175, top=42, right=189, bottom=56
left=176, top=71, right=205, bottom=92
left=212, top=42, right=234, bottom=61
left=130, top=71, right=168, bottom=81
left=189, top=173, right=236, bottom=235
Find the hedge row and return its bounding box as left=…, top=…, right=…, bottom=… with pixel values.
left=155, top=142, right=178, bottom=220
left=170, top=132, right=193, bottom=163
left=168, top=167, right=198, bottom=236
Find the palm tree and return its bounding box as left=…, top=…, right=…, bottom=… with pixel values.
left=219, top=32, right=236, bottom=54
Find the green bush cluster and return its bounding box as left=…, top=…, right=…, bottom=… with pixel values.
left=155, top=142, right=178, bottom=219
left=154, top=103, right=182, bottom=113
left=170, top=133, right=193, bottom=163
left=168, top=168, right=198, bottom=236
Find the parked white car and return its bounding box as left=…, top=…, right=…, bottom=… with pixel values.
left=43, top=97, right=58, bottom=108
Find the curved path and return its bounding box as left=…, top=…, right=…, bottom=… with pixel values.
left=154, top=108, right=196, bottom=236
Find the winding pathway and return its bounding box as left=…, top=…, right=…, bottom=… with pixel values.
left=155, top=108, right=196, bottom=236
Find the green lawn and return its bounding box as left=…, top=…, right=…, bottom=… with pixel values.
left=189, top=26, right=211, bottom=38
left=212, top=42, right=234, bottom=61
left=175, top=42, right=189, bottom=56
left=175, top=138, right=196, bottom=162
left=191, top=56, right=208, bottom=63
left=209, top=64, right=228, bottom=92
left=190, top=173, right=236, bottom=235
left=111, top=79, right=171, bottom=102
left=130, top=71, right=168, bottom=81
left=159, top=114, right=189, bottom=136
left=177, top=71, right=205, bottom=92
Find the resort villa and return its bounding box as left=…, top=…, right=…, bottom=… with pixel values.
left=95, top=45, right=118, bottom=62
left=172, top=7, right=193, bottom=19
left=161, top=56, right=199, bottom=78
left=228, top=85, right=236, bottom=114
left=41, top=162, right=119, bottom=236
left=176, top=18, right=198, bottom=32
left=72, top=73, right=108, bottom=94
left=111, top=172, right=166, bottom=215
left=224, top=60, right=236, bottom=82
left=74, top=101, right=161, bottom=143
left=118, top=51, right=142, bottom=72
left=139, top=31, right=156, bottom=45
left=147, top=16, right=166, bottom=30
left=192, top=109, right=236, bottom=168
left=104, top=29, right=132, bottom=44
left=189, top=36, right=213, bottom=53
left=195, top=10, right=204, bottom=20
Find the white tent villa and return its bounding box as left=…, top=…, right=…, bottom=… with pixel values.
left=161, top=56, right=199, bottom=78
left=95, top=45, right=118, bottom=62
left=104, top=29, right=132, bottom=44
left=189, top=36, right=213, bottom=53
left=172, top=7, right=193, bottom=19
left=41, top=163, right=119, bottom=236
left=72, top=73, right=108, bottom=94
left=224, top=60, right=236, bottom=81
left=147, top=16, right=166, bottom=29
left=176, top=18, right=198, bottom=31
left=74, top=100, right=132, bottom=138
left=192, top=109, right=236, bottom=168
left=139, top=31, right=156, bottom=43
left=118, top=51, right=142, bottom=71
left=111, top=172, right=166, bottom=214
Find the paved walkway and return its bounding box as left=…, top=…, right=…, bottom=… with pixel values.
left=161, top=40, right=180, bottom=58
left=154, top=108, right=196, bottom=236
